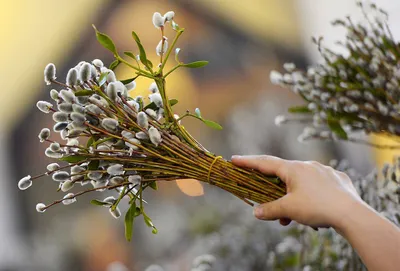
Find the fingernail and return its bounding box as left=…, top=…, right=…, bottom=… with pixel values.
left=253, top=206, right=263, bottom=218
left=231, top=155, right=241, bottom=160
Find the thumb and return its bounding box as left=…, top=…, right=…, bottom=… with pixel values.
left=253, top=196, right=290, bottom=221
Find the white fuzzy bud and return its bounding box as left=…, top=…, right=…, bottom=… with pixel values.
left=164, top=11, right=175, bottom=22
left=44, top=63, right=56, bottom=85
left=18, top=175, right=32, bottom=190
left=137, top=112, right=149, bottom=129
left=50, top=89, right=59, bottom=101
left=298, top=127, right=317, bottom=143
left=274, top=115, right=287, bottom=126
left=85, top=104, right=103, bottom=115
left=61, top=180, right=74, bottom=192
left=71, top=165, right=85, bottom=174
left=283, top=63, right=296, bottom=72
left=156, top=40, right=168, bottom=56
left=102, top=118, right=119, bottom=132
left=125, top=81, right=136, bottom=92
left=66, top=68, right=79, bottom=86
left=107, top=164, right=125, bottom=176
left=109, top=207, right=121, bottom=219
left=45, top=148, right=63, bottom=158
left=46, top=163, right=60, bottom=171
left=52, top=171, right=70, bottom=182
left=62, top=193, right=77, bottom=205
left=106, top=82, right=120, bottom=101
left=70, top=112, right=86, bottom=124
left=36, top=203, right=46, bottom=213
left=90, top=65, right=98, bottom=79
left=92, top=59, right=104, bottom=68
left=104, top=196, right=117, bottom=205
left=58, top=103, right=73, bottom=113
left=50, top=142, right=61, bottom=152
left=52, top=112, right=68, bottom=123
left=125, top=138, right=141, bottom=150
left=72, top=104, right=85, bottom=114
left=68, top=129, right=83, bottom=138
left=135, top=131, right=148, bottom=140
left=149, top=82, right=159, bottom=93
left=270, top=70, right=283, bottom=85
left=107, top=70, right=117, bottom=83
left=149, top=126, right=162, bottom=147
left=152, top=12, right=165, bottom=29
left=121, top=130, right=135, bottom=140
left=128, top=175, right=141, bottom=185
left=149, top=93, right=163, bottom=108
left=145, top=108, right=157, bottom=119
left=60, top=89, right=76, bottom=103
left=87, top=171, right=103, bottom=180
left=38, top=128, right=50, bottom=142
left=53, top=122, right=68, bottom=132
left=79, top=63, right=92, bottom=82
left=66, top=138, right=79, bottom=146
left=36, top=101, right=53, bottom=113
left=127, top=100, right=139, bottom=112
left=110, top=176, right=124, bottom=185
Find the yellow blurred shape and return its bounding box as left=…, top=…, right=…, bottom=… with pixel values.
left=193, top=0, right=300, bottom=48
left=0, top=0, right=106, bottom=130
left=176, top=179, right=204, bottom=196
left=372, top=135, right=400, bottom=166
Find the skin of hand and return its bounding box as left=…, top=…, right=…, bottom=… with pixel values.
left=232, top=155, right=400, bottom=271
left=231, top=154, right=362, bottom=228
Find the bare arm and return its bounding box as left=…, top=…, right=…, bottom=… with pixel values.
left=232, top=155, right=400, bottom=271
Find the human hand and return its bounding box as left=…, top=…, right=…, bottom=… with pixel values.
left=232, top=155, right=365, bottom=229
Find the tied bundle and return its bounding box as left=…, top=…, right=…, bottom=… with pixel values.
left=18, top=11, right=286, bottom=240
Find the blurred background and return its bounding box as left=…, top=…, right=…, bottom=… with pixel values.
left=1, top=0, right=399, bottom=270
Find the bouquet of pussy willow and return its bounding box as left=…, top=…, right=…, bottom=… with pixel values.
left=17, top=11, right=285, bottom=240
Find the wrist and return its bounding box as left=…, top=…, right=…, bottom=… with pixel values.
left=331, top=198, right=370, bottom=236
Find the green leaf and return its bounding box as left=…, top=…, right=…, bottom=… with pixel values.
left=86, top=137, right=95, bottom=148
left=120, top=78, right=135, bottom=85
left=149, top=181, right=158, bottom=190
left=75, top=89, right=95, bottom=97
left=124, top=201, right=136, bottom=241
left=92, top=25, right=118, bottom=55
left=288, top=105, right=312, bottom=114
left=123, top=51, right=136, bottom=59
left=131, top=31, right=152, bottom=70
left=144, top=99, right=178, bottom=110
left=88, top=160, right=100, bottom=171
left=98, top=72, right=109, bottom=86
left=169, top=99, right=178, bottom=107
left=90, top=199, right=110, bottom=206
left=143, top=214, right=154, bottom=228
left=109, top=59, right=120, bottom=70
left=182, top=61, right=209, bottom=68
left=134, top=207, right=141, bottom=216
left=202, top=119, right=223, bottom=130
left=59, top=155, right=87, bottom=163
left=327, top=119, right=348, bottom=139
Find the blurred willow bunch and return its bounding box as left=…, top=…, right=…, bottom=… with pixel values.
left=17, top=11, right=285, bottom=240
left=272, top=1, right=400, bottom=148
left=271, top=159, right=400, bottom=271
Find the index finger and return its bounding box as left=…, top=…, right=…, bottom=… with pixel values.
left=231, top=155, right=289, bottom=182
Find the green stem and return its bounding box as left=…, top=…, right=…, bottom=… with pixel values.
left=164, top=64, right=181, bottom=78
left=117, top=56, right=155, bottom=78
left=159, top=29, right=184, bottom=72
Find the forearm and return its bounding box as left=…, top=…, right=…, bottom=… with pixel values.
left=334, top=200, right=400, bottom=271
